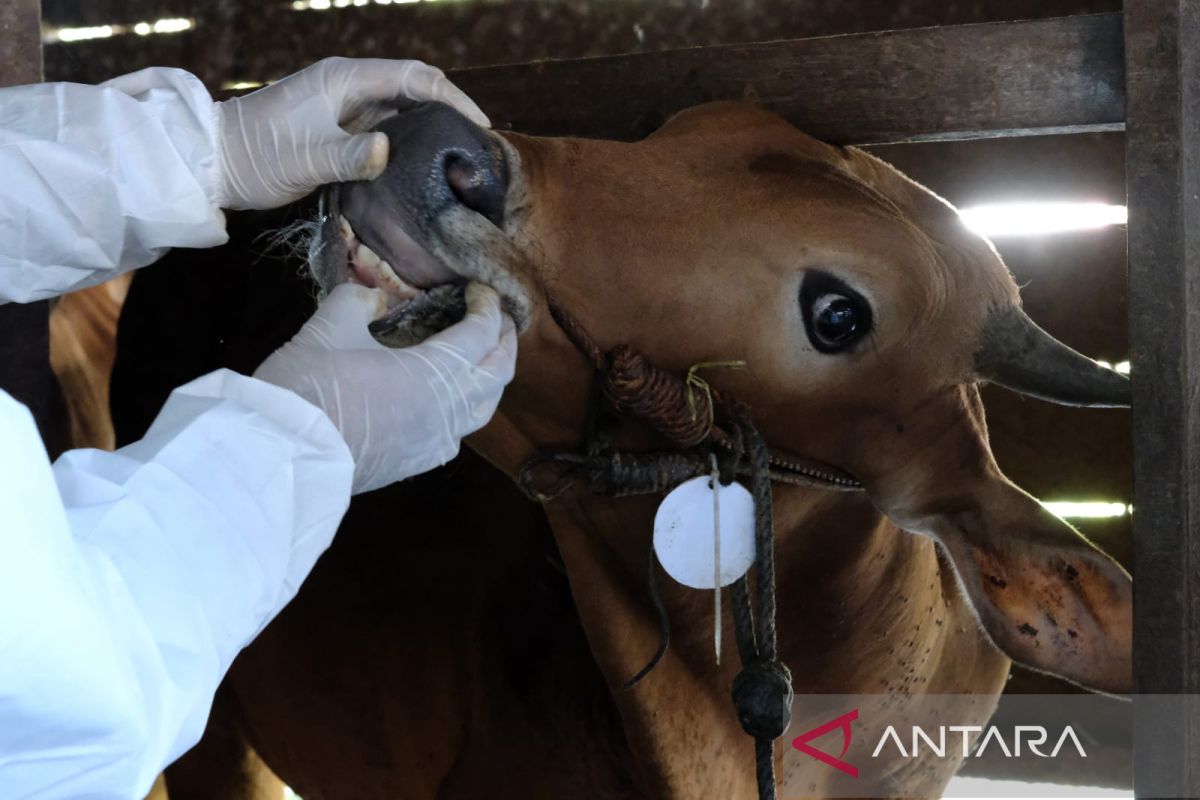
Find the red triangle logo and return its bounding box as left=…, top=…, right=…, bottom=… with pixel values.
left=791, top=708, right=859, bottom=778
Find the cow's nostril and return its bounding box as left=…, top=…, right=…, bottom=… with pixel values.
left=444, top=150, right=507, bottom=227
left=372, top=104, right=509, bottom=227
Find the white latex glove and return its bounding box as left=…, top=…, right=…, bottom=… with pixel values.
left=213, top=57, right=490, bottom=210
left=255, top=282, right=517, bottom=493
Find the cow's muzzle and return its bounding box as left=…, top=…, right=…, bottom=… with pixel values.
left=359, top=101, right=509, bottom=230
left=310, top=101, right=526, bottom=346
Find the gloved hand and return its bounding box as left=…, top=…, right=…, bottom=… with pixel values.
left=213, top=57, right=490, bottom=210
left=254, top=282, right=517, bottom=493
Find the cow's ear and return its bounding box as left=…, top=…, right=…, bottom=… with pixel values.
left=928, top=481, right=1132, bottom=694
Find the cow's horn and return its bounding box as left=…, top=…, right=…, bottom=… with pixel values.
left=974, top=307, right=1130, bottom=408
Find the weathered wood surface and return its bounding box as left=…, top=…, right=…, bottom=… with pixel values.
left=0, top=0, right=40, bottom=84
left=0, top=0, right=66, bottom=458
left=1125, top=0, right=1200, bottom=797
left=450, top=13, right=1125, bottom=145
left=43, top=0, right=1122, bottom=90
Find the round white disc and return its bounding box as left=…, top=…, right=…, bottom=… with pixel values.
left=652, top=476, right=756, bottom=590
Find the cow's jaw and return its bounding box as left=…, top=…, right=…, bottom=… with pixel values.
left=309, top=130, right=533, bottom=347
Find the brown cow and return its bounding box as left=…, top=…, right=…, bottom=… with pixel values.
left=291, top=101, right=1131, bottom=797
left=48, top=275, right=131, bottom=451
left=161, top=102, right=1132, bottom=799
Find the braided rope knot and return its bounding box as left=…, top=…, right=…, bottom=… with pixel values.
left=605, top=345, right=715, bottom=447
left=731, top=660, right=795, bottom=741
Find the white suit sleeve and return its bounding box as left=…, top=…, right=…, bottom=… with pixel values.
left=0, top=370, right=353, bottom=800
left=0, top=68, right=228, bottom=303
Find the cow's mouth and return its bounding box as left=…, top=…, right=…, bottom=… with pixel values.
left=309, top=102, right=532, bottom=347
left=313, top=192, right=470, bottom=347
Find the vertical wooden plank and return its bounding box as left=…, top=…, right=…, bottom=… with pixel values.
left=1126, top=0, right=1200, bottom=796
left=0, top=0, right=41, bottom=84
left=0, top=0, right=65, bottom=457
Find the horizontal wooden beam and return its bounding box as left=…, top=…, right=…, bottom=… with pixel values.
left=450, top=13, right=1125, bottom=145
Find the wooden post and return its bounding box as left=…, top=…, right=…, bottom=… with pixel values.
left=0, top=0, right=66, bottom=457
left=1126, top=0, right=1200, bottom=796
left=0, top=0, right=40, bottom=84
left=0, top=0, right=39, bottom=85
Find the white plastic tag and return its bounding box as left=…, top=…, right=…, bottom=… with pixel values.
left=653, top=475, right=755, bottom=590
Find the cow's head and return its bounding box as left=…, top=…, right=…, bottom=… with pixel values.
left=312, top=101, right=1132, bottom=694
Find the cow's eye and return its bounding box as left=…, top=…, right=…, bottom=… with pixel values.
left=800, top=272, right=872, bottom=353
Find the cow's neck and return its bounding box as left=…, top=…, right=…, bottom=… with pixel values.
left=471, top=402, right=1008, bottom=797
left=467, top=302, right=1013, bottom=796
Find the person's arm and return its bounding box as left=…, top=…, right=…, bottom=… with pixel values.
left=0, top=59, right=488, bottom=304
left=0, top=371, right=353, bottom=799
left=0, top=283, right=514, bottom=799
left=0, top=68, right=227, bottom=302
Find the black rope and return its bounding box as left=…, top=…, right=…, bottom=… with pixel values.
left=729, top=576, right=757, bottom=666
left=755, top=739, right=777, bottom=800
left=519, top=343, right=793, bottom=800
left=608, top=420, right=795, bottom=799
left=746, top=429, right=778, bottom=661
left=727, top=419, right=794, bottom=800
left=622, top=539, right=671, bottom=690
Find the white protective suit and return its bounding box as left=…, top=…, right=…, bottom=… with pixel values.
left=0, top=65, right=510, bottom=799
left=0, top=67, right=355, bottom=800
